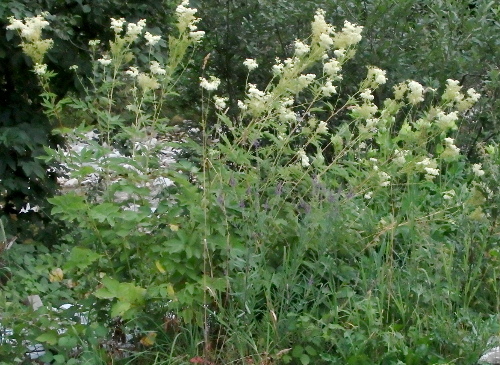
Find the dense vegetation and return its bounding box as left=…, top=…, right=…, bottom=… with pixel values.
left=1, top=1, right=499, bottom=364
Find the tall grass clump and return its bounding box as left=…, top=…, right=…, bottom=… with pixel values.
left=2, top=1, right=499, bottom=364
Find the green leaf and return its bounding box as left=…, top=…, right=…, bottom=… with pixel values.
left=64, top=247, right=101, bottom=271
left=111, top=301, right=131, bottom=318
left=36, top=330, right=58, bottom=345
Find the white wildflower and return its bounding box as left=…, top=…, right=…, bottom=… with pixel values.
left=110, top=17, right=126, bottom=33
left=393, top=149, right=409, bottom=166
left=126, top=66, right=139, bottom=77
left=237, top=100, right=247, bottom=111
left=379, top=171, right=391, bottom=187
left=321, top=80, right=337, bottom=96
left=125, top=19, right=146, bottom=41
left=393, top=82, right=407, bottom=101
left=441, top=137, right=461, bottom=160
left=442, top=190, right=455, bottom=200
left=472, top=163, right=485, bottom=177
left=33, top=63, right=47, bottom=75
left=319, top=33, right=334, bottom=49
left=144, top=32, right=161, bottom=46
left=442, top=79, right=462, bottom=103
left=298, top=149, right=310, bottom=167
left=360, top=89, right=374, bottom=101
left=213, top=95, right=228, bottom=110
left=316, top=121, right=328, bottom=134
left=334, top=20, right=363, bottom=49
left=407, top=80, right=424, bottom=104
left=323, top=59, right=341, bottom=77
left=272, top=59, right=284, bottom=75
left=150, top=61, right=166, bottom=75
left=137, top=73, right=159, bottom=91
left=364, top=191, right=373, bottom=200
left=88, top=39, right=100, bottom=47
left=189, top=30, right=205, bottom=42
left=200, top=76, right=221, bottom=91
left=424, top=167, right=440, bottom=180
left=243, top=58, right=259, bottom=71
left=312, top=9, right=335, bottom=40
left=333, top=49, right=346, bottom=58
left=294, top=40, right=310, bottom=57
left=367, top=67, right=387, bottom=86
left=298, top=74, right=316, bottom=88
left=436, top=111, right=459, bottom=131
left=97, top=56, right=112, bottom=66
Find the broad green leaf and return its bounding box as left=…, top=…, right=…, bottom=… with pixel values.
left=36, top=330, right=58, bottom=345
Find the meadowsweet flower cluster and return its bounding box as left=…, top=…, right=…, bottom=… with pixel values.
left=416, top=158, right=440, bottom=180
left=200, top=76, right=221, bottom=91
left=144, top=32, right=161, bottom=46
left=366, top=67, right=387, bottom=87
left=311, top=9, right=335, bottom=51
left=441, top=137, right=461, bottom=161
left=297, top=149, right=310, bottom=167
left=334, top=20, right=363, bottom=50
left=150, top=61, right=166, bottom=75
left=176, top=0, right=205, bottom=42
left=243, top=58, right=259, bottom=71
left=442, top=79, right=481, bottom=111
left=7, top=13, right=53, bottom=68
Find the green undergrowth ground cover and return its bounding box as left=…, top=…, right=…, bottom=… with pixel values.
left=1, top=1, right=500, bottom=364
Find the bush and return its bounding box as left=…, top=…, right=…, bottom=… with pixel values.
left=1, top=2, right=499, bottom=364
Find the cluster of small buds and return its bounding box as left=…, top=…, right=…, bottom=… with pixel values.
left=97, top=55, right=112, bottom=66
left=441, top=137, right=461, bottom=161
left=321, top=80, right=337, bottom=96
left=110, top=18, right=126, bottom=33
left=126, top=66, right=140, bottom=77
left=435, top=110, right=459, bottom=131
left=294, top=40, right=310, bottom=57
left=407, top=80, right=425, bottom=104
left=393, top=149, right=410, bottom=166
left=442, top=79, right=481, bottom=111
left=126, top=19, right=146, bottom=42
left=33, top=63, right=48, bottom=76
left=378, top=171, right=391, bottom=187
left=416, top=157, right=440, bottom=180
left=315, top=121, right=328, bottom=134
left=243, top=58, right=259, bottom=71
left=150, top=61, right=166, bottom=75
left=297, top=149, right=310, bottom=167
left=7, top=13, right=50, bottom=42
left=311, top=9, right=336, bottom=51
left=7, top=13, right=53, bottom=67
left=145, top=32, right=162, bottom=46
left=137, top=73, right=160, bottom=91
left=323, top=58, right=341, bottom=78
left=472, top=163, right=485, bottom=177
left=360, top=89, right=374, bottom=101
left=442, top=190, right=455, bottom=200
left=366, top=67, right=387, bottom=87
left=272, top=58, right=285, bottom=75
left=199, top=76, right=221, bottom=91
left=176, top=0, right=205, bottom=42
left=334, top=20, right=363, bottom=50
left=213, top=96, right=228, bottom=111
